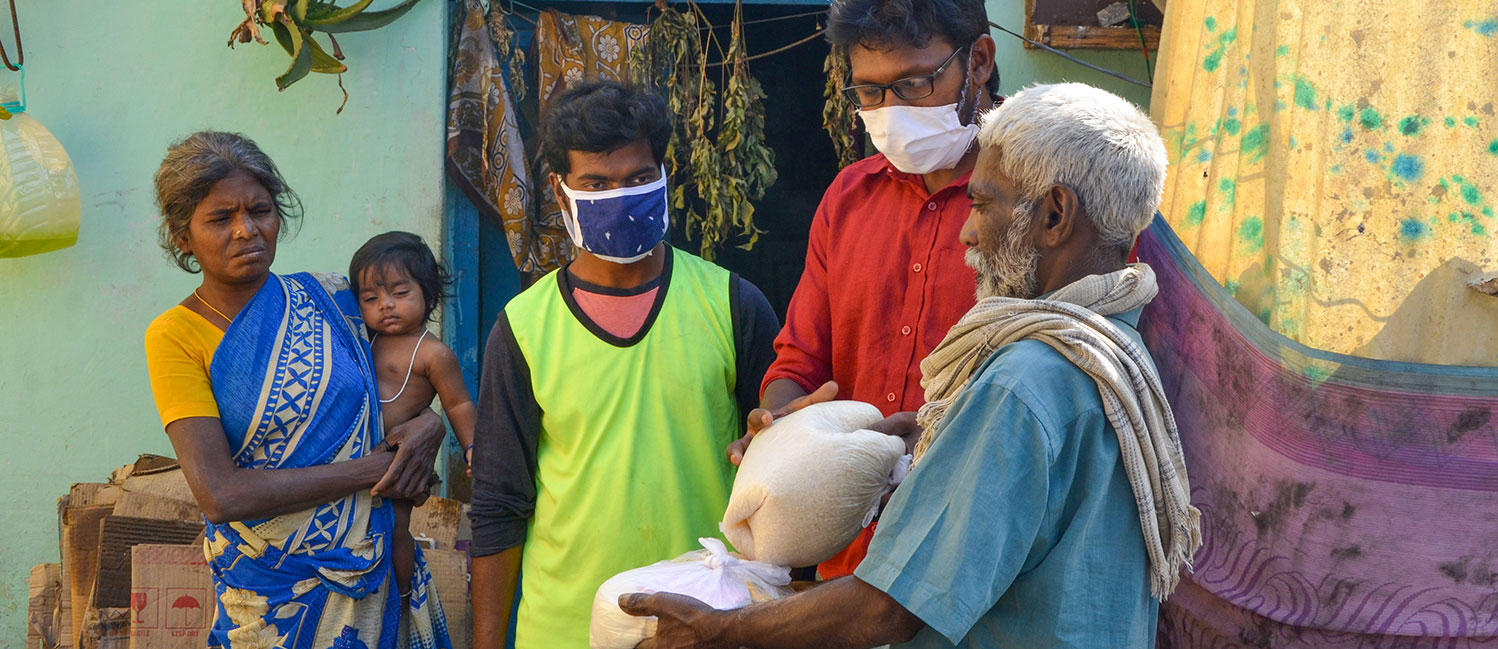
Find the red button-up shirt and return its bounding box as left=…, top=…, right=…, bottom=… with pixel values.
left=764, top=153, right=978, bottom=579
left=763, top=152, right=978, bottom=417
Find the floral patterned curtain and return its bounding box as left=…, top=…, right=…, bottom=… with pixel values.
left=446, top=5, right=648, bottom=277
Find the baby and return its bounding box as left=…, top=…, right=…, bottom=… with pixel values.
left=350, top=231, right=476, bottom=599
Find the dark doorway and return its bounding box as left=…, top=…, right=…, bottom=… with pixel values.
left=657, top=3, right=841, bottom=319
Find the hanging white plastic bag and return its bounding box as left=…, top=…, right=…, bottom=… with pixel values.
left=590, top=538, right=793, bottom=649
left=0, top=113, right=81, bottom=258
left=721, top=401, right=907, bottom=567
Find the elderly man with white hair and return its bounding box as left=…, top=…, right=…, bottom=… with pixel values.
left=621, top=82, right=1201, bottom=649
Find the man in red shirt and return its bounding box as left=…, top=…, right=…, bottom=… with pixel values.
left=726, top=0, right=1001, bottom=579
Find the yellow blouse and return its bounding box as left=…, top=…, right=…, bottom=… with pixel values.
left=143, top=305, right=225, bottom=429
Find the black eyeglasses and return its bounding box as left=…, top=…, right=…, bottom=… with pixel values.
left=841, top=47, right=966, bottom=109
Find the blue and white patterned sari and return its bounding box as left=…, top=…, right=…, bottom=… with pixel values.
left=205, top=272, right=450, bottom=649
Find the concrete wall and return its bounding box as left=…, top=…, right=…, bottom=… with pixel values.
left=0, top=0, right=446, bottom=640
left=987, top=0, right=1155, bottom=108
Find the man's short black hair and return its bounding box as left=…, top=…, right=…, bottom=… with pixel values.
left=349, top=231, right=453, bottom=323
left=541, top=80, right=672, bottom=178
left=827, top=0, right=1000, bottom=95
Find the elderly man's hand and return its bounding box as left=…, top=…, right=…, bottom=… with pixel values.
left=618, top=593, right=734, bottom=649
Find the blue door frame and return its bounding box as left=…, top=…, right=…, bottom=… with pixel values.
left=443, top=185, right=521, bottom=401
left=439, top=183, right=521, bottom=496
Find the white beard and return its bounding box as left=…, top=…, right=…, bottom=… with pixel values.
left=966, top=201, right=1041, bottom=300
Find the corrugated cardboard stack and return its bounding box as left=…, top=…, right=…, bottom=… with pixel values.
left=27, top=455, right=473, bottom=649
left=31, top=455, right=205, bottom=649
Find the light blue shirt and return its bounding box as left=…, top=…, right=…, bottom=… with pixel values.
left=855, top=308, right=1158, bottom=648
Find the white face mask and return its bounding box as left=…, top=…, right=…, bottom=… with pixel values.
left=858, top=53, right=980, bottom=175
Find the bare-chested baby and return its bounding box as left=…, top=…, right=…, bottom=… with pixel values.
left=350, top=231, right=476, bottom=600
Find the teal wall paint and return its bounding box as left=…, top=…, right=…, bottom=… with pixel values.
left=986, top=0, right=1155, bottom=108
left=0, top=0, right=446, bottom=641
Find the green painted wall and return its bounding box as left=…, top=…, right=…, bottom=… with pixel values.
left=0, top=0, right=446, bottom=641
left=986, top=0, right=1155, bottom=109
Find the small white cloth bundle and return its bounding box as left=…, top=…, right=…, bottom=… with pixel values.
left=590, top=538, right=792, bottom=649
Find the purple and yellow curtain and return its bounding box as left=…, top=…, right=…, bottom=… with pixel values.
left=1141, top=217, right=1498, bottom=648
left=1146, top=3, right=1498, bottom=646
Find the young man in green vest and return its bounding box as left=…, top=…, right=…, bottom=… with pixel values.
left=468, top=80, right=780, bottom=649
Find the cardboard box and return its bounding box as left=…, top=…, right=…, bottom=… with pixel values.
left=79, top=608, right=129, bottom=649
left=28, top=563, right=64, bottom=649
left=65, top=483, right=124, bottom=509
left=94, top=518, right=204, bottom=611
left=59, top=482, right=127, bottom=649
left=456, top=504, right=472, bottom=546
left=117, top=471, right=195, bottom=507
left=425, top=549, right=470, bottom=649
left=410, top=496, right=464, bottom=550
left=124, top=546, right=472, bottom=648
left=62, top=504, right=113, bottom=647
left=59, top=573, right=75, bottom=649
left=111, top=492, right=201, bottom=525
left=129, top=545, right=213, bottom=649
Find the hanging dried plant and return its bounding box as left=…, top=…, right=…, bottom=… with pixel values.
left=705, top=1, right=774, bottom=253
left=629, top=7, right=707, bottom=226
left=629, top=1, right=776, bottom=260
left=823, top=45, right=860, bottom=168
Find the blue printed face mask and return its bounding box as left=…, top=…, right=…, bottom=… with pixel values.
left=557, top=170, right=670, bottom=264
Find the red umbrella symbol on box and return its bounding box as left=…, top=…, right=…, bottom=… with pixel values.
left=166, top=591, right=208, bottom=629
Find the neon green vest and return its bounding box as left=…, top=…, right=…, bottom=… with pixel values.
left=507, top=247, right=740, bottom=649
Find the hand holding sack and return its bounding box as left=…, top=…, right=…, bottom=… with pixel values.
left=720, top=401, right=908, bottom=568
left=589, top=538, right=792, bottom=649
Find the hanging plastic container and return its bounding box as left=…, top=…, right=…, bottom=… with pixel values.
left=0, top=69, right=81, bottom=258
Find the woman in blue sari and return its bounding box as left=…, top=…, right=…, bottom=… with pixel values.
left=143, top=131, right=453, bottom=649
